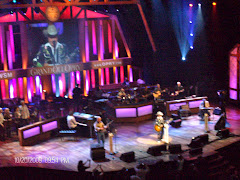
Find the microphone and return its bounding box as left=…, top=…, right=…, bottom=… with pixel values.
left=53, top=40, right=56, bottom=48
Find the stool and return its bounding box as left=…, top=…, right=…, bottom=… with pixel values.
left=59, top=130, right=77, bottom=141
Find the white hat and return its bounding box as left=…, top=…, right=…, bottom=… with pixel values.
left=43, top=24, right=58, bottom=37
left=156, top=111, right=163, bottom=116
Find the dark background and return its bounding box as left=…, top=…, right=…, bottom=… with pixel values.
left=106, top=0, right=240, bottom=98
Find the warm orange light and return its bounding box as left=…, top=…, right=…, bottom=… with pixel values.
left=212, top=2, right=217, bottom=6
left=189, top=4, right=193, bottom=7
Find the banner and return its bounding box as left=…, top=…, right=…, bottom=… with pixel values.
left=0, top=57, right=131, bottom=80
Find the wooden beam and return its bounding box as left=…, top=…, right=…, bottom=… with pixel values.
left=74, top=8, right=83, bottom=19
left=18, top=10, right=32, bottom=22
left=137, top=2, right=156, bottom=52
left=0, top=1, right=138, bottom=9
left=0, top=0, right=12, bottom=5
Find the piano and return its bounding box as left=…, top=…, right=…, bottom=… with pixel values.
left=73, top=112, right=97, bottom=138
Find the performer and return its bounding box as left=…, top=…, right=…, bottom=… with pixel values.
left=153, top=84, right=163, bottom=100
left=0, top=108, right=5, bottom=141
left=33, top=24, right=70, bottom=67
left=67, top=111, right=86, bottom=134
left=141, top=86, right=151, bottom=100
left=199, top=99, right=210, bottom=121
left=175, top=82, right=185, bottom=99
left=94, top=117, right=107, bottom=145
left=155, top=111, right=165, bottom=142
left=122, top=77, right=130, bottom=87
left=117, top=88, right=127, bottom=99
left=4, top=108, right=12, bottom=138
left=19, top=100, right=30, bottom=126
left=72, top=84, right=83, bottom=112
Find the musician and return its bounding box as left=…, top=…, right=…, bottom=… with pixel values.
left=19, top=100, right=30, bottom=126
left=72, top=84, right=83, bottom=112
left=199, top=99, right=210, bottom=121
left=122, top=77, right=130, bottom=87
left=4, top=108, right=12, bottom=138
left=93, top=116, right=106, bottom=145
left=141, top=86, right=151, bottom=100
left=67, top=111, right=84, bottom=134
left=155, top=111, right=165, bottom=141
left=153, top=84, right=162, bottom=100
left=175, top=82, right=185, bottom=99
left=0, top=108, right=5, bottom=141
left=117, top=88, right=127, bottom=99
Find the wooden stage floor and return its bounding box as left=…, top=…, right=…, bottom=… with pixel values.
left=0, top=106, right=239, bottom=173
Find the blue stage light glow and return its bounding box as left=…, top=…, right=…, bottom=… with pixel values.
left=198, top=3, right=201, bottom=7
left=190, top=33, right=193, bottom=36
left=189, top=21, right=192, bottom=24
left=190, top=46, right=193, bottom=49
left=13, top=0, right=17, bottom=3
left=182, top=57, right=186, bottom=61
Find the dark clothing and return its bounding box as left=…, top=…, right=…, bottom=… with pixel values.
left=175, top=85, right=185, bottom=99
left=33, top=43, right=69, bottom=67
left=72, top=87, right=83, bottom=100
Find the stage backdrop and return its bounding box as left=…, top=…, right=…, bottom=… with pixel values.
left=0, top=6, right=133, bottom=102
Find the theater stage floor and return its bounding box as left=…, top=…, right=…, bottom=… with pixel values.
left=0, top=106, right=239, bottom=173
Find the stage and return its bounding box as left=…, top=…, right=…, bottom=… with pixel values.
left=0, top=106, right=239, bottom=173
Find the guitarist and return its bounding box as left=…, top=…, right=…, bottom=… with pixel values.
left=155, top=111, right=165, bottom=142
left=94, top=116, right=108, bottom=145
left=175, top=82, right=185, bottom=99
left=153, top=84, right=163, bottom=100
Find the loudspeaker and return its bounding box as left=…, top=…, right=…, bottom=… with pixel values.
left=189, top=147, right=203, bottom=155
left=197, top=134, right=209, bottom=144
left=189, top=137, right=203, bottom=148
left=90, top=144, right=105, bottom=160
left=120, top=151, right=135, bottom=163
left=147, top=145, right=167, bottom=156
left=213, top=107, right=222, bottom=115
left=216, top=129, right=229, bottom=138
left=171, top=114, right=180, bottom=120
left=169, top=144, right=182, bottom=154
left=215, top=114, right=226, bottom=130
left=170, top=119, right=182, bottom=128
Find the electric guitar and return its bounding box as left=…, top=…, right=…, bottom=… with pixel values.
left=153, top=91, right=161, bottom=98
left=96, top=120, right=114, bottom=133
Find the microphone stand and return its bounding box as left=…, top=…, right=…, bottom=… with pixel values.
left=114, top=129, right=118, bottom=154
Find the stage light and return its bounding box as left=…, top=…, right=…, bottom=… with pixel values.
left=189, top=21, right=192, bottom=24
left=10, top=10, right=14, bottom=15
left=189, top=4, right=193, bottom=7
left=212, top=2, right=217, bottom=6
left=190, top=33, right=193, bottom=36
left=182, top=57, right=186, bottom=61
left=190, top=46, right=193, bottom=49
left=13, top=0, right=17, bottom=3
left=104, top=6, right=109, bottom=13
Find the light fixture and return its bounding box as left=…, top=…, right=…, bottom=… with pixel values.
left=182, top=57, right=186, bottom=61
left=189, top=4, right=193, bottom=7
left=190, top=46, right=193, bottom=49
left=212, top=2, right=217, bottom=6
left=189, top=21, right=193, bottom=24
left=190, top=33, right=193, bottom=36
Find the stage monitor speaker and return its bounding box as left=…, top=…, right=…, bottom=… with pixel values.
left=216, top=129, right=229, bottom=139
left=213, top=107, right=222, bottom=115
left=215, top=114, right=226, bottom=130
left=120, top=151, right=135, bottom=163
left=170, top=119, right=182, bottom=128
left=189, top=147, right=203, bottom=155
left=171, top=114, right=180, bottom=120
left=197, top=134, right=209, bottom=144
left=169, top=144, right=182, bottom=154
left=90, top=144, right=105, bottom=161
left=189, top=137, right=203, bottom=148
left=147, top=145, right=167, bottom=156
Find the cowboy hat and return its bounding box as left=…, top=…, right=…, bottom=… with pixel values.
left=43, top=24, right=58, bottom=37
left=156, top=111, right=163, bottom=116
